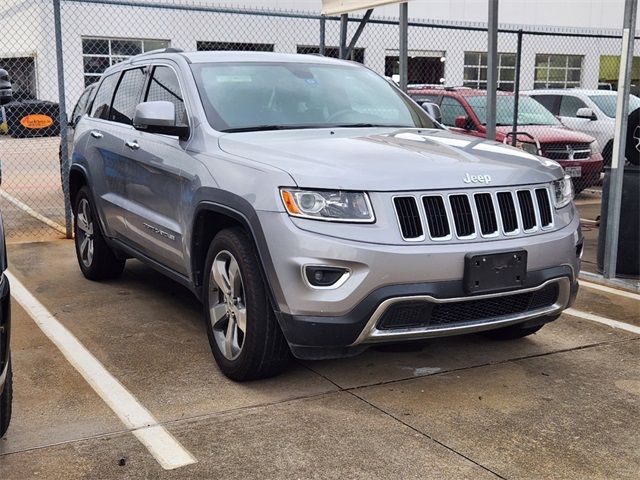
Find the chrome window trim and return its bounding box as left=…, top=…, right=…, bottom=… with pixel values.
left=351, top=277, right=571, bottom=346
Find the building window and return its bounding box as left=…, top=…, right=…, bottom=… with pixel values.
left=82, top=37, right=169, bottom=87
left=598, top=55, right=640, bottom=91
left=534, top=54, right=583, bottom=89
left=296, top=45, right=364, bottom=64
left=197, top=42, right=274, bottom=52
left=384, top=50, right=445, bottom=86
left=0, top=56, right=37, bottom=99
left=463, top=52, right=516, bottom=91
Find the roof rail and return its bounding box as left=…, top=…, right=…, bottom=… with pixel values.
left=131, top=47, right=184, bottom=59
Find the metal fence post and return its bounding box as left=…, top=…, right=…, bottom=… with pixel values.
left=511, top=29, right=523, bottom=146
left=339, top=14, right=348, bottom=59
left=319, top=15, right=326, bottom=55
left=53, top=0, right=72, bottom=239
left=399, top=2, right=408, bottom=92
left=486, top=0, right=499, bottom=141
left=602, top=0, right=638, bottom=279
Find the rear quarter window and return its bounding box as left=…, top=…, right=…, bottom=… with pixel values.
left=90, top=73, right=120, bottom=120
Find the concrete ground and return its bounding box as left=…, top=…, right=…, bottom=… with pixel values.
left=0, top=240, right=639, bottom=479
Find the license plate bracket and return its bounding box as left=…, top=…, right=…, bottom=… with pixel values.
left=464, top=250, right=527, bottom=294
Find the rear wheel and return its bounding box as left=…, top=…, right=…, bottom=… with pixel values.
left=0, top=359, right=12, bottom=438
left=203, top=228, right=290, bottom=381
left=74, top=186, right=125, bottom=280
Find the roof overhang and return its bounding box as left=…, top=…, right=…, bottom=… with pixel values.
left=321, top=0, right=410, bottom=15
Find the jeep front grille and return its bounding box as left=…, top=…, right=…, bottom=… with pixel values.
left=393, top=185, right=555, bottom=242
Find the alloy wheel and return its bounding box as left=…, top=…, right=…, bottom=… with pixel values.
left=209, top=250, right=247, bottom=360
left=76, top=198, right=95, bottom=268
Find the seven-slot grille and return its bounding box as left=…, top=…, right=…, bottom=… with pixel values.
left=394, top=186, right=554, bottom=241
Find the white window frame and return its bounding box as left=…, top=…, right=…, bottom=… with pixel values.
left=81, top=37, right=170, bottom=86
left=463, top=51, right=516, bottom=90
left=534, top=54, right=583, bottom=89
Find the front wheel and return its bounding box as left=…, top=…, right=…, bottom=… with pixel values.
left=203, top=228, right=290, bottom=381
left=74, top=186, right=125, bottom=280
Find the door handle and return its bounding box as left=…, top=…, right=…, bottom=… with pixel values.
left=125, top=140, right=140, bottom=150
left=90, top=130, right=103, bottom=139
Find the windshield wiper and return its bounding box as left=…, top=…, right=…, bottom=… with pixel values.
left=221, top=125, right=325, bottom=133
left=332, top=123, right=408, bottom=128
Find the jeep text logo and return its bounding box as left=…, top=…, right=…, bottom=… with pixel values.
left=463, top=173, right=492, bottom=184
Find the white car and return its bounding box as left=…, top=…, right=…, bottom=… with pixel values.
left=524, top=89, right=640, bottom=166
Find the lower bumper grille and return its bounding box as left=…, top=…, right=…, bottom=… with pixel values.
left=378, top=283, right=560, bottom=330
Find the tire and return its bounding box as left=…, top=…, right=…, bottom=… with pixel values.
left=482, top=322, right=545, bottom=340
left=0, top=359, right=12, bottom=438
left=74, top=186, right=125, bottom=280
left=203, top=227, right=290, bottom=381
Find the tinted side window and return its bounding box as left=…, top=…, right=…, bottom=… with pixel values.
left=71, top=88, right=92, bottom=124
left=90, top=73, right=119, bottom=120
left=411, top=94, right=441, bottom=105
left=146, top=66, right=187, bottom=126
left=559, top=95, right=588, bottom=117
left=110, top=68, right=147, bottom=125
left=531, top=95, right=559, bottom=115
left=440, top=97, right=468, bottom=127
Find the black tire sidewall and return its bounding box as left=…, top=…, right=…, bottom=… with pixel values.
left=203, top=229, right=272, bottom=378
left=0, top=358, right=12, bottom=437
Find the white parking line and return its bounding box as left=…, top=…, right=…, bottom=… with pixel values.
left=0, top=189, right=67, bottom=235
left=6, top=270, right=197, bottom=470
left=579, top=279, right=640, bottom=301
left=564, top=308, right=640, bottom=335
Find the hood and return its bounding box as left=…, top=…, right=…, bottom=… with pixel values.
left=218, top=128, right=563, bottom=191
left=495, top=125, right=596, bottom=144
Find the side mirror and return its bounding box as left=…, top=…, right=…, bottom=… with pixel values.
left=133, top=101, right=189, bottom=139
left=0, top=69, right=13, bottom=106
left=420, top=102, right=442, bottom=124
left=454, top=115, right=472, bottom=130
left=576, top=107, right=596, bottom=121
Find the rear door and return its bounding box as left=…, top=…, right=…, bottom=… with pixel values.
left=79, top=72, right=129, bottom=238
left=122, top=63, right=192, bottom=274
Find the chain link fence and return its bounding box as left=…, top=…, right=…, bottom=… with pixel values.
left=0, top=0, right=637, bottom=242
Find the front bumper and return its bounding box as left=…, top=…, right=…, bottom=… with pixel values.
left=560, top=154, right=603, bottom=191
left=258, top=210, right=581, bottom=359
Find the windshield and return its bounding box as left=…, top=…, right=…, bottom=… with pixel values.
left=589, top=94, right=640, bottom=118
left=190, top=62, right=435, bottom=132
left=466, top=95, right=560, bottom=126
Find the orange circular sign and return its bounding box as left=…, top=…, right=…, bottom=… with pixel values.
left=20, top=114, right=54, bottom=129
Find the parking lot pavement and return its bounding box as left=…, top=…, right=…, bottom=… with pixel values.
left=1, top=239, right=639, bottom=479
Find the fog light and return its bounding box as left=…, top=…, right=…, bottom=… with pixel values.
left=304, top=266, right=349, bottom=288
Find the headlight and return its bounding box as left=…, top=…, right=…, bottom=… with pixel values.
left=552, top=175, right=574, bottom=208
left=280, top=188, right=375, bottom=222
left=590, top=140, right=601, bottom=156
left=516, top=141, right=539, bottom=156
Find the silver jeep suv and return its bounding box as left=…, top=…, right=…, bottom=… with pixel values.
left=68, top=50, right=581, bottom=380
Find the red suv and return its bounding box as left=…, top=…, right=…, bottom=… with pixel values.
left=408, top=87, right=603, bottom=193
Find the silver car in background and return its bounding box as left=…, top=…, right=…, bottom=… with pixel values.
left=68, top=50, right=581, bottom=380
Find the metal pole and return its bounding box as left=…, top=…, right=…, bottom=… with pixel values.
left=486, top=0, right=499, bottom=141
left=319, top=15, right=326, bottom=55
left=399, top=2, right=408, bottom=92
left=339, top=13, right=348, bottom=59
left=511, top=29, right=523, bottom=146
left=53, top=0, right=72, bottom=239
left=346, top=9, right=373, bottom=60
left=602, top=0, right=637, bottom=279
